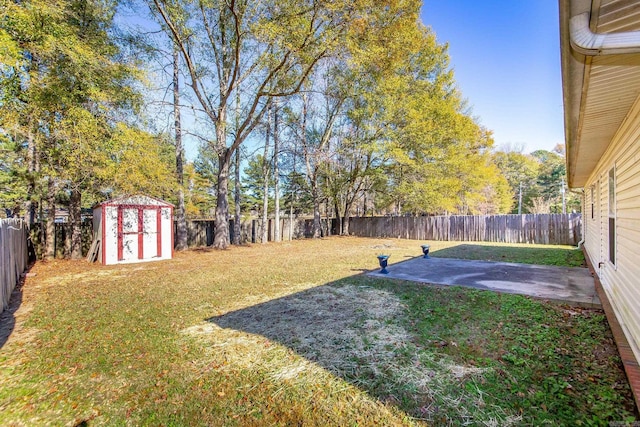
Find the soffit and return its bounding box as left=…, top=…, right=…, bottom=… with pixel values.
left=560, top=0, right=640, bottom=187
left=569, top=0, right=640, bottom=187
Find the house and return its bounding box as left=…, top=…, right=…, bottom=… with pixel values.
left=560, top=0, right=640, bottom=373
left=92, top=195, right=174, bottom=265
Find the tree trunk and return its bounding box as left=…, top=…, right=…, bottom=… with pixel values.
left=342, top=213, right=350, bottom=236
left=289, top=202, right=294, bottom=241
left=362, top=185, right=368, bottom=217
left=273, top=103, right=280, bottom=242
left=69, top=188, right=83, bottom=259
left=45, top=178, right=56, bottom=260
left=334, top=199, right=342, bottom=236
left=174, top=46, right=188, bottom=251
left=233, top=92, right=242, bottom=245
left=311, top=181, right=321, bottom=238
left=23, top=131, right=37, bottom=225
left=289, top=154, right=297, bottom=241
left=261, top=108, right=271, bottom=244
left=301, top=93, right=321, bottom=239
left=325, top=198, right=331, bottom=236
left=64, top=224, right=71, bottom=258
left=213, top=150, right=231, bottom=249
left=233, top=148, right=241, bottom=245
left=342, top=191, right=360, bottom=236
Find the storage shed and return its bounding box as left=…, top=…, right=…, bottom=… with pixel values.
left=91, top=195, right=174, bottom=265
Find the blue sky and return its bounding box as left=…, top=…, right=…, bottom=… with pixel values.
left=420, top=1, right=564, bottom=154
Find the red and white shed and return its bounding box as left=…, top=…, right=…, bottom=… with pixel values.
left=92, top=195, right=174, bottom=265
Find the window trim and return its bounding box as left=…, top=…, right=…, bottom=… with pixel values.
left=608, top=166, right=616, bottom=266
left=590, top=185, right=595, bottom=220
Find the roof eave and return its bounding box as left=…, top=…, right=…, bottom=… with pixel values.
left=560, top=0, right=590, bottom=189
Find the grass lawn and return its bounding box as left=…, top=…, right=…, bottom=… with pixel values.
left=430, top=241, right=587, bottom=267
left=0, top=237, right=636, bottom=425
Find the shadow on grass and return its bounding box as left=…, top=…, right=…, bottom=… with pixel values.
left=207, top=277, right=433, bottom=420
left=430, top=243, right=586, bottom=267
left=0, top=264, right=33, bottom=349
left=206, top=270, right=633, bottom=425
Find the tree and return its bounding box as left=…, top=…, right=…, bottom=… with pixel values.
left=183, top=162, right=216, bottom=217
left=373, top=25, right=502, bottom=216
left=530, top=146, right=580, bottom=213
left=147, top=0, right=422, bottom=248
left=291, top=76, right=344, bottom=238
left=187, top=144, right=218, bottom=216
left=0, top=137, right=27, bottom=218
left=321, top=79, right=386, bottom=234
left=104, top=126, right=175, bottom=196
left=148, top=0, right=332, bottom=248
left=243, top=153, right=274, bottom=218
left=272, top=102, right=281, bottom=242
left=493, top=148, right=540, bottom=214
left=281, top=170, right=312, bottom=215
left=452, top=130, right=512, bottom=215
left=173, top=46, right=188, bottom=250
left=1, top=0, right=173, bottom=258
left=276, top=130, right=313, bottom=222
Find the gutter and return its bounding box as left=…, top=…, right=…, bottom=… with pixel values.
left=570, top=12, right=640, bottom=56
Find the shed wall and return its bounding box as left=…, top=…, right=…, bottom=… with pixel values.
left=92, top=207, right=101, bottom=240
left=583, top=94, right=640, bottom=363
left=104, top=206, right=118, bottom=265
left=160, top=207, right=172, bottom=260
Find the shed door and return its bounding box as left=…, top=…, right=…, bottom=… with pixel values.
left=142, top=208, right=161, bottom=259
left=117, top=206, right=162, bottom=261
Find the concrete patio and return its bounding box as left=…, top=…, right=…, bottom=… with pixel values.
left=368, top=256, right=601, bottom=307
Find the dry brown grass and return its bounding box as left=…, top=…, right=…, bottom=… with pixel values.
left=0, top=238, right=430, bottom=426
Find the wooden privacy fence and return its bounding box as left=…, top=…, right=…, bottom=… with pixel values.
left=0, top=219, right=29, bottom=314
left=183, top=217, right=329, bottom=246
left=31, top=217, right=331, bottom=256
left=29, top=214, right=581, bottom=256
left=30, top=222, right=94, bottom=259
left=346, top=213, right=582, bottom=245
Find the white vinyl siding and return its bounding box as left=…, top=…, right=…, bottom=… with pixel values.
left=600, top=173, right=608, bottom=273
left=608, top=167, right=616, bottom=266
left=584, top=182, right=599, bottom=269
left=583, top=94, right=640, bottom=364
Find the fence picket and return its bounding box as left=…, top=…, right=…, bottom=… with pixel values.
left=345, top=214, right=581, bottom=246
left=0, top=219, right=28, bottom=314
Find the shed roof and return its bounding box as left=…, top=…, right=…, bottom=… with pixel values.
left=94, top=195, right=174, bottom=208
left=560, top=0, right=640, bottom=188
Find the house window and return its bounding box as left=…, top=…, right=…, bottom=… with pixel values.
left=608, top=167, right=616, bottom=265
left=590, top=185, right=595, bottom=219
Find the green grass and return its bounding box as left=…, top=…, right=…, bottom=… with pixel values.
left=0, top=237, right=634, bottom=425
left=431, top=241, right=586, bottom=267
left=381, top=281, right=636, bottom=424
